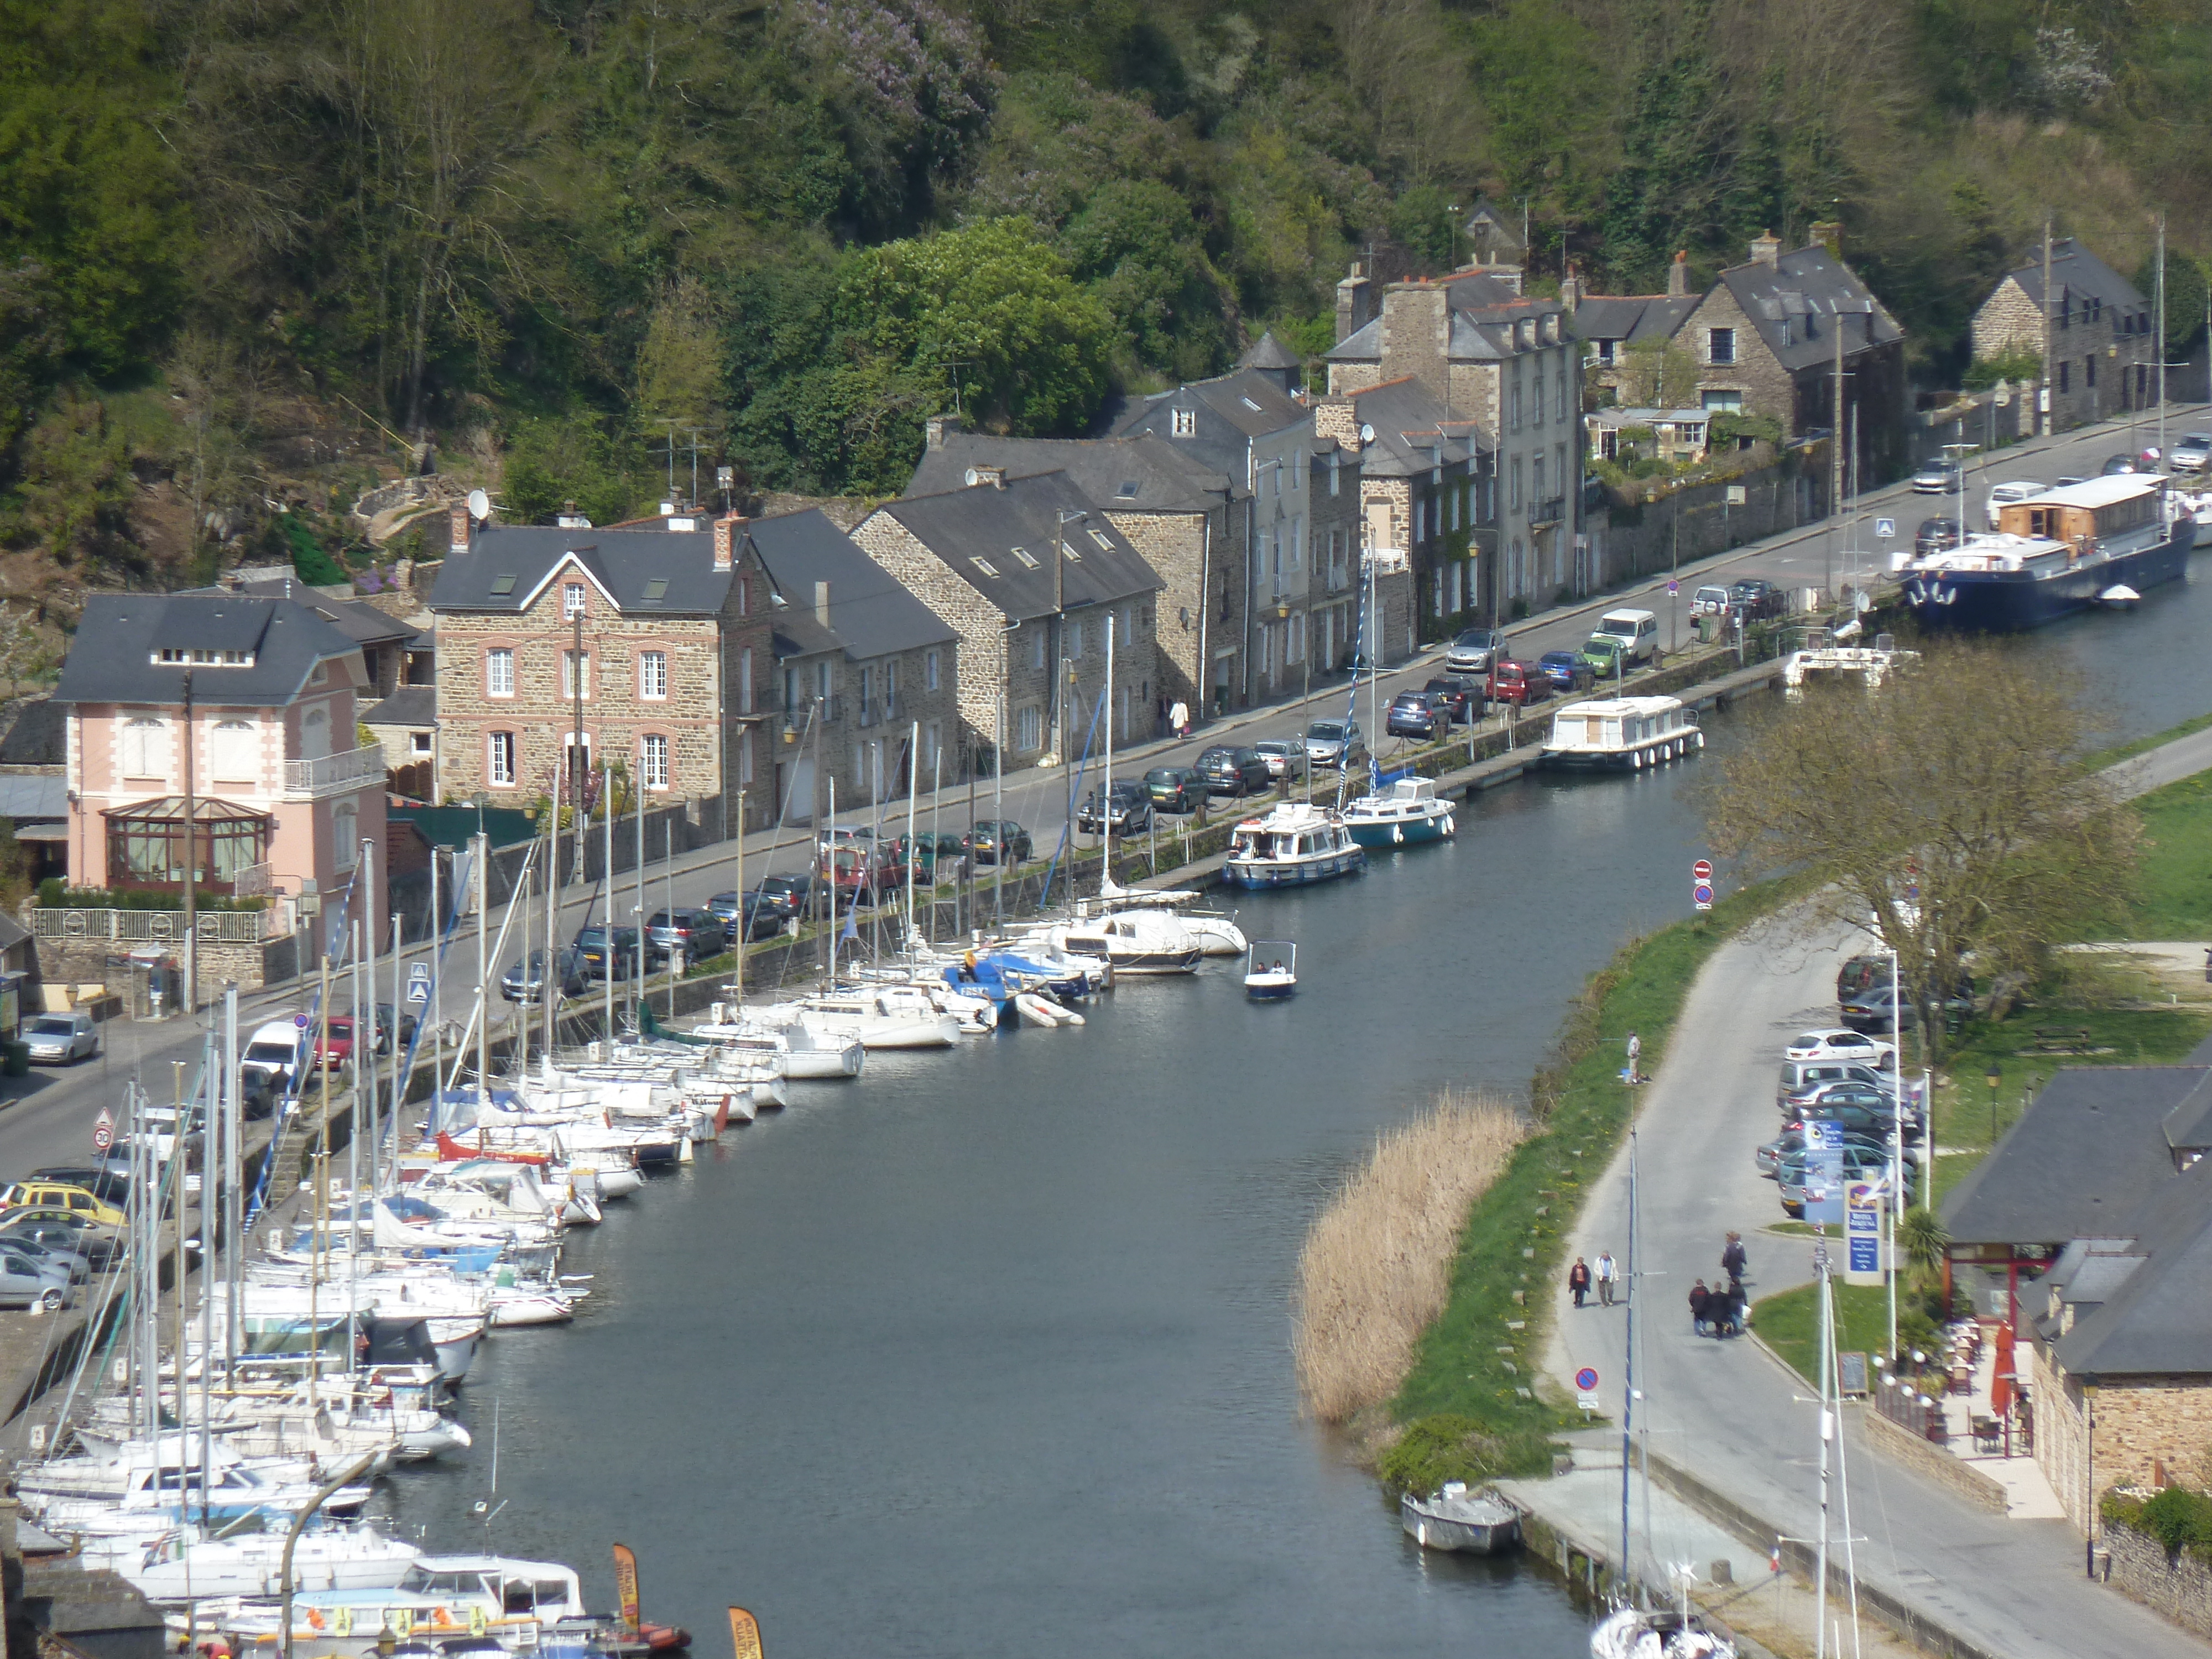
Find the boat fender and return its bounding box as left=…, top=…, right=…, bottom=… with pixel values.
left=1391, top=825, right=1404, bottom=844
left=1442, top=815, right=1455, bottom=836
left=1063, top=1010, right=1086, bottom=1026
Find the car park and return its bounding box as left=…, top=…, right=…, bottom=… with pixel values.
left=1727, top=578, right=1786, bottom=621
left=1778, top=1065, right=1898, bottom=1113
left=1422, top=676, right=1484, bottom=724
left=1195, top=747, right=1272, bottom=796
left=1915, top=517, right=1961, bottom=556
left=503, top=947, right=589, bottom=1003
left=967, top=820, right=1034, bottom=864
left=1984, top=480, right=2046, bottom=529
left=1590, top=608, right=1660, bottom=665
left=2172, top=434, right=2212, bottom=472
left=1385, top=691, right=1445, bottom=740
left=1445, top=628, right=1503, bottom=676
left=1145, top=767, right=1209, bottom=814
left=1536, top=650, right=1596, bottom=692
left=1304, top=719, right=1365, bottom=769
left=1911, top=459, right=1961, bottom=494
left=1756, top=1127, right=1892, bottom=1178
left=1485, top=659, right=1552, bottom=707
left=22, top=1012, right=98, bottom=1065
left=1783, top=1028, right=1898, bottom=1067
left=0, top=1181, right=127, bottom=1227
left=1251, top=740, right=1310, bottom=781
left=1077, top=780, right=1154, bottom=835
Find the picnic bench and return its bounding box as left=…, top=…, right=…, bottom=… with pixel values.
left=2030, top=1026, right=2094, bottom=1052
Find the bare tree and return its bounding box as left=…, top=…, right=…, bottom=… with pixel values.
left=1700, top=642, right=2138, bottom=1045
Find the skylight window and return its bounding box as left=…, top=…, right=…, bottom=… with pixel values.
left=970, top=556, right=999, bottom=577
left=1115, top=481, right=1140, bottom=498
left=1240, top=397, right=1263, bottom=411
left=1088, top=529, right=1114, bottom=552
left=489, top=575, right=517, bottom=596
left=643, top=578, right=669, bottom=601
left=1009, top=546, right=1040, bottom=568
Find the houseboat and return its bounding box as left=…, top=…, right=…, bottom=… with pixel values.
left=1896, top=474, right=2191, bottom=630
left=1222, top=802, right=1365, bottom=889
left=1342, top=775, right=1457, bottom=847
left=1541, top=696, right=1703, bottom=770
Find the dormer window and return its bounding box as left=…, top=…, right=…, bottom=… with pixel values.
left=152, top=648, right=253, bottom=667
left=1171, top=409, right=1196, bottom=436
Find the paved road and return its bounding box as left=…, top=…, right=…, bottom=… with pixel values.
left=3, top=403, right=2206, bottom=1184
left=2117, top=723, right=2212, bottom=799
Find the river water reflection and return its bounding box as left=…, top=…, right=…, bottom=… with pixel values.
left=379, top=560, right=2211, bottom=1658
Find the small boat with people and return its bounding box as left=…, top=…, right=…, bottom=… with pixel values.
left=1399, top=1482, right=1521, bottom=1553
left=1542, top=696, right=1702, bottom=771
left=1243, top=942, right=1297, bottom=1000
left=1341, top=775, right=1455, bottom=848
left=1222, top=802, right=1365, bottom=889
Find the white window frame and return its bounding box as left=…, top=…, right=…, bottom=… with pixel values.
left=1171, top=407, right=1195, bottom=436
left=485, top=648, right=514, bottom=699
left=639, top=650, right=668, bottom=701
left=333, top=804, right=358, bottom=870
left=561, top=650, right=592, bottom=701
left=640, top=733, right=670, bottom=791
left=487, top=731, right=516, bottom=786
left=1017, top=703, right=1043, bottom=752
left=564, top=582, right=586, bottom=619
left=925, top=649, right=941, bottom=691
left=210, top=718, right=257, bottom=782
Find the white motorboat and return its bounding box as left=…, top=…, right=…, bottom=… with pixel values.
left=1051, top=909, right=1201, bottom=975
left=686, top=1010, right=864, bottom=1079
left=208, top=1553, right=588, bottom=1658
left=1083, top=880, right=1246, bottom=956
left=1342, top=775, right=1455, bottom=847
left=1222, top=802, right=1365, bottom=889
left=126, top=1525, right=425, bottom=1603
left=1243, top=941, right=1297, bottom=999
left=1400, top=1482, right=1521, bottom=1552
left=756, top=992, right=961, bottom=1050
left=1542, top=696, right=1703, bottom=770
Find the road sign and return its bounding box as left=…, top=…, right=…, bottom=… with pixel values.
left=91, top=1107, right=114, bottom=1152
left=1667, top=580, right=1678, bottom=596
left=1693, top=883, right=1714, bottom=910
left=1874, top=517, right=1896, bottom=540
left=293, top=1012, right=310, bottom=1029
left=1692, top=859, right=1713, bottom=882
left=406, top=962, right=431, bottom=1004
left=1574, top=1366, right=1599, bottom=1392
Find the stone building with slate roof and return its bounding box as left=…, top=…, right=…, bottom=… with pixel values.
left=1971, top=237, right=2157, bottom=435
left=427, top=506, right=774, bottom=830
left=746, top=508, right=961, bottom=825
left=908, top=424, right=1233, bottom=719
left=853, top=472, right=1162, bottom=770
left=53, top=591, right=388, bottom=911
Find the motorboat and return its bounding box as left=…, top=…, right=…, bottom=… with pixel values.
left=1589, top=1608, right=1736, bottom=1658
left=1342, top=775, right=1456, bottom=848
left=685, top=1010, right=863, bottom=1079
left=126, top=1524, right=424, bottom=1602
left=210, top=1553, right=588, bottom=1657
left=1243, top=942, right=1297, bottom=999
left=1051, top=909, right=1201, bottom=975
left=755, top=993, right=961, bottom=1050
left=1082, top=880, right=1246, bottom=956
left=1542, top=697, right=1702, bottom=770
left=1222, top=802, right=1365, bottom=889
left=1399, top=1483, right=1520, bottom=1552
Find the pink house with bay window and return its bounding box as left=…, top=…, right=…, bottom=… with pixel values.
left=51, top=593, right=387, bottom=912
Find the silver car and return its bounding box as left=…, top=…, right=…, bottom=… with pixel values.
left=2173, top=434, right=2212, bottom=472
left=1446, top=628, right=1502, bottom=676
left=0, top=1250, right=71, bottom=1310
left=1304, top=718, right=1364, bottom=768
left=23, top=1011, right=98, bottom=1065
left=1250, top=739, right=1307, bottom=782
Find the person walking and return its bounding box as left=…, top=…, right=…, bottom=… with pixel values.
left=1625, top=1030, right=1643, bottom=1084
left=1688, top=1277, right=1710, bottom=1337
left=1569, top=1256, right=1592, bottom=1308
left=1721, top=1231, right=1748, bottom=1287
left=1170, top=698, right=1190, bottom=740
left=1595, top=1250, right=1618, bottom=1307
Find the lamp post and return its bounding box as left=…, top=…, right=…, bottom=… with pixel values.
left=1986, top=1063, right=2002, bottom=1145
left=2084, top=1383, right=2100, bottom=1577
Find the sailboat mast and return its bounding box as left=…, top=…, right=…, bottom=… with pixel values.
left=1620, top=1126, right=1637, bottom=1593
left=1815, top=1243, right=1834, bottom=1659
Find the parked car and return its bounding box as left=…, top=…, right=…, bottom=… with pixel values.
left=1144, top=766, right=1209, bottom=814
left=368, top=1004, right=419, bottom=1055
left=239, top=1020, right=306, bottom=1097
left=1385, top=691, right=1445, bottom=740
left=1778, top=1065, right=1900, bottom=1114
left=1840, top=979, right=1974, bottom=1034
left=1485, top=659, right=1552, bottom=707
left=0, top=1251, right=69, bottom=1311
left=815, top=824, right=877, bottom=852
left=503, top=947, right=589, bottom=1003
left=26, top=1166, right=129, bottom=1206
left=21, top=1011, right=98, bottom=1065
left=1689, top=585, right=1733, bottom=618
left=1835, top=954, right=1887, bottom=1001
left=1195, top=746, right=1272, bottom=796
left=1077, top=780, right=1154, bottom=835
left=1727, top=578, right=1786, bottom=620
left=646, top=907, right=732, bottom=959
left=2172, top=434, right=2212, bottom=472
left=1782, top=1102, right=1907, bottom=1144
left=572, top=924, right=660, bottom=980
left=1422, top=675, right=1485, bottom=724
left=818, top=844, right=907, bottom=905
left=966, top=820, right=1034, bottom=865
left=708, top=889, right=791, bottom=942
left=1777, top=1146, right=1895, bottom=1217
left=312, top=1015, right=359, bottom=1070
left=1756, top=1127, right=1892, bottom=1178
left=2054, top=474, right=2087, bottom=488
left=1590, top=608, right=1660, bottom=665
left=0, top=1232, right=89, bottom=1282
left=1536, top=650, right=1596, bottom=692
left=890, top=833, right=969, bottom=883
left=1580, top=635, right=1630, bottom=681
left=1304, top=719, right=1365, bottom=769
left=1984, top=479, right=2047, bottom=529
left=1914, top=517, right=1961, bottom=556
left=1251, top=739, right=1310, bottom=780
left=0, top=1213, right=117, bottom=1270
left=0, top=1181, right=126, bottom=1228
left=1911, top=458, right=1961, bottom=494
left=1445, top=627, right=1503, bottom=676
left=2101, top=452, right=2145, bottom=476
left=1783, top=1027, right=1898, bottom=1067
left=749, top=874, right=827, bottom=922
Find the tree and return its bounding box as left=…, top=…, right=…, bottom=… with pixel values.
left=1700, top=641, right=2138, bottom=1046
left=1617, top=336, right=1699, bottom=408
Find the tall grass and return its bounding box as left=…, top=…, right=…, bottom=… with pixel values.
left=1293, top=1089, right=1526, bottom=1425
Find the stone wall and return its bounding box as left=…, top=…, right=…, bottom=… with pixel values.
left=2103, top=1514, right=2212, bottom=1639
left=33, top=927, right=299, bottom=997
left=1680, top=284, right=1802, bottom=434
left=2032, top=1342, right=2212, bottom=1533
left=1861, top=1407, right=2009, bottom=1514
left=1104, top=508, right=1223, bottom=717
left=1588, top=444, right=1828, bottom=593
left=1971, top=273, right=2158, bottom=435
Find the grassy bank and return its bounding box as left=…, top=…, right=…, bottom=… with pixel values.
left=2126, top=767, right=2212, bottom=940
left=1372, top=877, right=1796, bottom=1496
left=1749, top=1282, right=1897, bottom=1383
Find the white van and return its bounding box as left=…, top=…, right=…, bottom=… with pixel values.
left=1984, top=480, right=2047, bottom=531
left=1592, top=608, right=1660, bottom=665
left=239, top=1017, right=307, bottom=1096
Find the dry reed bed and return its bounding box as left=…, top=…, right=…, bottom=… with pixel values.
left=1293, top=1089, right=1526, bottom=1425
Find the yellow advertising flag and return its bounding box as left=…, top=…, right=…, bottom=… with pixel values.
left=611, top=1543, right=641, bottom=1632
left=726, top=1606, right=763, bottom=1659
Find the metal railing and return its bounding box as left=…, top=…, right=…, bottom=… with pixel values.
left=1528, top=496, right=1568, bottom=528
left=1363, top=547, right=1411, bottom=576
left=232, top=862, right=274, bottom=898
left=33, top=907, right=274, bottom=943
left=283, top=742, right=384, bottom=796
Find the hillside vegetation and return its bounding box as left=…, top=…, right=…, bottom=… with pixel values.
left=4, top=0, right=2210, bottom=596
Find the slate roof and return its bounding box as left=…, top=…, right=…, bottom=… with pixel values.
left=1239, top=331, right=1305, bottom=372
left=1998, top=237, right=2146, bottom=314
left=0, top=773, right=65, bottom=819
left=0, top=698, right=63, bottom=765
left=1571, top=295, right=1701, bottom=347
left=747, top=509, right=953, bottom=663
left=427, top=524, right=732, bottom=615
left=199, top=580, right=419, bottom=648
left=1941, top=1067, right=2206, bottom=1246
left=53, top=595, right=362, bottom=708
left=906, top=431, right=1236, bottom=515
left=872, top=472, right=1164, bottom=622
left=1110, top=368, right=1311, bottom=476
left=362, top=686, right=436, bottom=729
left=1342, top=378, right=1486, bottom=479
left=1329, top=272, right=1571, bottom=368
left=1717, top=246, right=1904, bottom=373
left=2051, top=1159, right=2212, bottom=1376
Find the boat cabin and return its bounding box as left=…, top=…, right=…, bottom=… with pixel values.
left=1541, top=696, right=1701, bottom=769
left=2000, top=476, right=2163, bottom=550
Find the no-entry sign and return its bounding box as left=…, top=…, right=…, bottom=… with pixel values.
left=1693, top=859, right=1713, bottom=882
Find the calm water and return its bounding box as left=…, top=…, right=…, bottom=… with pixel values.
left=372, top=559, right=2212, bottom=1657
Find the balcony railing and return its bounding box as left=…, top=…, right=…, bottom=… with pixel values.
left=1362, top=547, right=1412, bottom=576
left=1528, top=496, right=1568, bottom=528
left=283, top=743, right=384, bottom=797
left=34, top=907, right=276, bottom=943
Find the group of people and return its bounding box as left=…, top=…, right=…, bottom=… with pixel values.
left=1691, top=1233, right=1751, bottom=1339
left=1567, top=1250, right=1619, bottom=1307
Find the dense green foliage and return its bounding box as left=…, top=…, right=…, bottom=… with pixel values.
left=3, top=0, right=2211, bottom=544
left=2105, top=1485, right=2212, bottom=1563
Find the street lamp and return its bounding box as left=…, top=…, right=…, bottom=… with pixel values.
left=1986, top=1063, right=2002, bottom=1144
left=1447, top=202, right=1463, bottom=270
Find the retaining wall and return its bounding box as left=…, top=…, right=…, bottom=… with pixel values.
left=1861, top=1409, right=2008, bottom=1516
left=2102, top=1515, right=2212, bottom=1639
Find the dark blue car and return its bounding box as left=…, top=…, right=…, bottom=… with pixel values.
left=1537, top=649, right=1596, bottom=691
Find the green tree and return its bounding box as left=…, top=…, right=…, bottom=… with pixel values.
left=502, top=415, right=652, bottom=526
left=1617, top=337, right=1700, bottom=407
left=1059, top=179, right=1230, bottom=382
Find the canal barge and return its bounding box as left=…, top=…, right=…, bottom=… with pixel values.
left=1896, top=474, right=2190, bottom=630
left=1541, top=696, right=1703, bottom=770
left=1342, top=775, right=1456, bottom=847
left=1222, top=802, right=1365, bottom=889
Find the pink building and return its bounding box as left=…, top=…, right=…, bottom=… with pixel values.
left=52, top=594, right=387, bottom=913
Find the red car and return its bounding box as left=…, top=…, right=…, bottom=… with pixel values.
left=818, top=843, right=910, bottom=906
left=1486, top=658, right=1553, bottom=706
left=311, top=1015, right=357, bottom=1070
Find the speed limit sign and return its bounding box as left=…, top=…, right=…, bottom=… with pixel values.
left=92, top=1107, right=114, bottom=1152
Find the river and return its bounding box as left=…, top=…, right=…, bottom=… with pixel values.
left=373, top=563, right=2212, bottom=1658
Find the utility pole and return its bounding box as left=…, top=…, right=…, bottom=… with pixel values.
left=2041, top=220, right=2055, bottom=437
left=180, top=667, right=196, bottom=1016
left=1829, top=301, right=1844, bottom=603
left=2157, top=215, right=2168, bottom=465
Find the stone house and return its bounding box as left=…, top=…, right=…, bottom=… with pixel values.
left=853, top=471, right=1162, bottom=770
left=361, top=685, right=436, bottom=800
left=1972, top=237, right=2157, bottom=435
left=427, top=507, right=775, bottom=831
left=1327, top=266, right=1584, bottom=612
left=745, top=507, right=961, bottom=826
left=907, top=424, right=1240, bottom=721
left=1112, top=342, right=1365, bottom=701
left=51, top=591, right=390, bottom=915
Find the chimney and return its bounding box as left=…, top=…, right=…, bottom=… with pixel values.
left=813, top=580, right=832, bottom=628
left=1666, top=251, right=1690, bottom=299
left=967, top=465, right=1005, bottom=489
left=1559, top=267, right=1583, bottom=314
left=1749, top=229, right=1781, bottom=268
left=1335, top=260, right=1374, bottom=345
left=713, top=514, right=743, bottom=571
left=1312, top=396, right=1362, bottom=453
left=1809, top=220, right=1843, bottom=259
left=1379, top=284, right=1451, bottom=406
left=449, top=504, right=472, bottom=556
left=925, top=413, right=963, bottom=450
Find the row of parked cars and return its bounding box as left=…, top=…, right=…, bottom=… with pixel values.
left=1756, top=1022, right=1925, bottom=1219
left=0, top=1166, right=145, bottom=1309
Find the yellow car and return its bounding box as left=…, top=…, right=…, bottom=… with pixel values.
left=0, top=1181, right=126, bottom=1227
